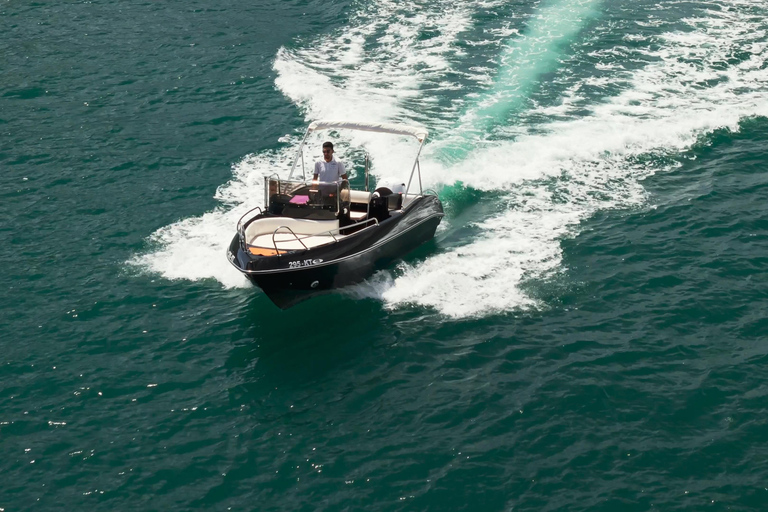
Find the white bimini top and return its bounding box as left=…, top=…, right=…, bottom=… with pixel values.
left=307, top=120, right=428, bottom=142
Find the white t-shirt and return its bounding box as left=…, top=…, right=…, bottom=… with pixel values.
left=314, top=158, right=346, bottom=182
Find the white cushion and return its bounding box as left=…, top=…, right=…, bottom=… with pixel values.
left=245, top=217, right=339, bottom=244
left=347, top=190, right=372, bottom=204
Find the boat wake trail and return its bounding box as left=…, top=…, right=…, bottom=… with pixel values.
left=381, top=0, right=768, bottom=317
left=435, top=0, right=602, bottom=163
left=133, top=0, right=768, bottom=318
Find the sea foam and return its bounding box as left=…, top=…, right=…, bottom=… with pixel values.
left=132, top=0, right=768, bottom=318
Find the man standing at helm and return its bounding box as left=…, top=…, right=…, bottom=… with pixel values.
left=313, top=141, right=348, bottom=183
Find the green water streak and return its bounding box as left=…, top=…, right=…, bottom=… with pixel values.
left=437, top=0, right=601, bottom=165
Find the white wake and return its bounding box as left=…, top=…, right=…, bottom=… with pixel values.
left=132, top=0, right=768, bottom=318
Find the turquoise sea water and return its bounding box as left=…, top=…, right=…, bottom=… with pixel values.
left=3, top=0, right=768, bottom=509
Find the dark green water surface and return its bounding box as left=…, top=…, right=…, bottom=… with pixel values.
left=3, top=0, right=768, bottom=510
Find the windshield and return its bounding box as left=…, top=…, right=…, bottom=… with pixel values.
left=265, top=178, right=350, bottom=220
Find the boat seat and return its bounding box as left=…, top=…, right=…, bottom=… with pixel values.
left=249, top=233, right=342, bottom=251
left=347, top=190, right=372, bottom=204
left=245, top=217, right=345, bottom=253
left=345, top=190, right=371, bottom=223
left=245, top=217, right=339, bottom=243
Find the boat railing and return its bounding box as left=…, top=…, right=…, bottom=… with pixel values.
left=332, top=216, right=378, bottom=235
left=237, top=206, right=263, bottom=249
left=317, top=216, right=378, bottom=239
left=271, top=225, right=309, bottom=253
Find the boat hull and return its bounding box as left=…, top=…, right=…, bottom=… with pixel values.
left=228, top=195, right=443, bottom=309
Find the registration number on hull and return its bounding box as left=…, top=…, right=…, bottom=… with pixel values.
left=288, top=258, right=323, bottom=269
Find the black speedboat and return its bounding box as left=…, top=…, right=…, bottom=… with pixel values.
left=227, top=120, right=444, bottom=309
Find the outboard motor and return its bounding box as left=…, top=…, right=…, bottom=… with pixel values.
left=393, top=183, right=405, bottom=207
left=387, top=191, right=403, bottom=210
left=373, top=185, right=404, bottom=214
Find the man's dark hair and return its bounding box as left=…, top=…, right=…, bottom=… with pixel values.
left=322, top=141, right=334, bottom=149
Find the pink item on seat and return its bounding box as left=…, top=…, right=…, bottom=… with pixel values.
left=289, top=195, right=309, bottom=204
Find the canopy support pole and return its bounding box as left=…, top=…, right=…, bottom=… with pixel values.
left=288, top=127, right=313, bottom=180
left=417, top=160, right=422, bottom=194
left=404, top=138, right=426, bottom=197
